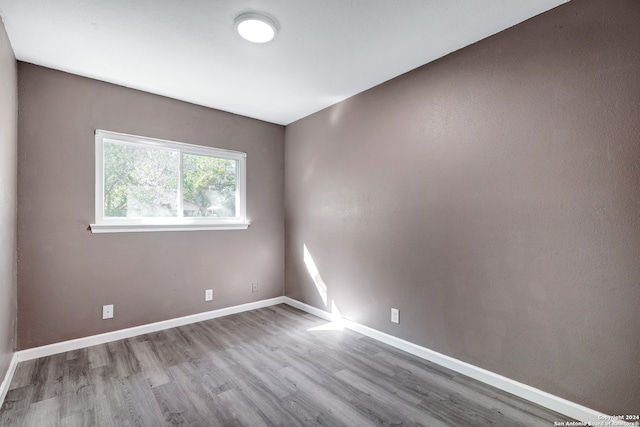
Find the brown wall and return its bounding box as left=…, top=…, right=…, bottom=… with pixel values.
left=285, top=0, right=640, bottom=415
left=17, top=64, right=285, bottom=349
left=0, top=18, right=17, bottom=383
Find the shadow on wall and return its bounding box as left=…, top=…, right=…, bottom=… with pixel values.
left=303, top=243, right=346, bottom=332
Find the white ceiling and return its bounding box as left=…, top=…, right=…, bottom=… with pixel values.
left=0, top=0, right=568, bottom=125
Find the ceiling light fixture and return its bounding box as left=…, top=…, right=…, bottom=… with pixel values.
left=234, top=12, right=278, bottom=43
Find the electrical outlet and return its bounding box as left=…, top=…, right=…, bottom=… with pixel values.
left=391, top=308, right=399, bottom=324
left=252, top=282, right=258, bottom=293
left=102, top=304, right=114, bottom=320
left=205, top=289, right=213, bottom=301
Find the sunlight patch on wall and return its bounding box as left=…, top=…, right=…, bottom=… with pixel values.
left=303, top=244, right=348, bottom=332
left=303, top=244, right=327, bottom=307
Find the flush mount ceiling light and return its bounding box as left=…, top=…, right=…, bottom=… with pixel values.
left=234, top=12, right=278, bottom=43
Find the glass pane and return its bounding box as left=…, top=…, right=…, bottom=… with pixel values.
left=182, top=153, right=237, bottom=218
left=103, top=141, right=179, bottom=218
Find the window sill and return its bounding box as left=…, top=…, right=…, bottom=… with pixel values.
left=89, top=222, right=250, bottom=234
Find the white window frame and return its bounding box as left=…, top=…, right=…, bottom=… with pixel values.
left=91, top=130, right=249, bottom=233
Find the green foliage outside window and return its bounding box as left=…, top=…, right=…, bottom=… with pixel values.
left=182, top=153, right=237, bottom=217
left=104, top=142, right=237, bottom=218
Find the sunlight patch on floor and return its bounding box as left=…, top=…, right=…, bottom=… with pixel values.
left=307, top=301, right=345, bottom=332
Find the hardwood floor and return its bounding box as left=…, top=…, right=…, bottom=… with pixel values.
left=0, top=304, right=572, bottom=426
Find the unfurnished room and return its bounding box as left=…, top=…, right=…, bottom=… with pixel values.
left=0, top=0, right=638, bottom=426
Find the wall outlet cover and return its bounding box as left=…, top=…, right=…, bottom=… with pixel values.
left=252, top=282, right=258, bottom=293
left=102, top=304, right=114, bottom=320
left=391, top=308, right=400, bottom=324
left=205, top=289, right=213, bottom=301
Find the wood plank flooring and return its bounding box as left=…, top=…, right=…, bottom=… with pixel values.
left=0, top=304, right=573, bottom=426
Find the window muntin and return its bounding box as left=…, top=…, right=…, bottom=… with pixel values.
left=93, top=130, right=248, bottom=232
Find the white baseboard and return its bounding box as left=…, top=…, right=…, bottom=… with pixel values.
left=7, top=295, right=616, bottom=425
left=282, top=297, right=612, bottom=425
left=17, top=297, right=286, bottom=362
left=0, top=352, right=18, bottom=407
left=283, top=297, right=333, bottom=321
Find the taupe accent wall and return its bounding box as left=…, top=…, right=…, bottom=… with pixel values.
left=0, top=18, right=17, bottom=382
left=17, top=64, right=284, bottom=349
left=285, top=0, right=640, bottom=415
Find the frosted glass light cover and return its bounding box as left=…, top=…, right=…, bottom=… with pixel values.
left=235, top=13, right=277, bottom=43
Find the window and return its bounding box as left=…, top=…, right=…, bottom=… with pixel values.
left=91, top=130, right=248, bottom=233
